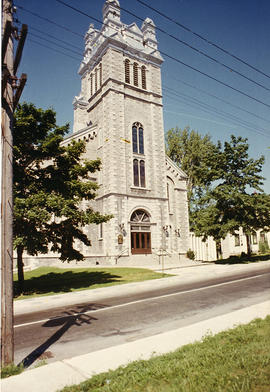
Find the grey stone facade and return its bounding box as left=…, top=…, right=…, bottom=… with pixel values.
left=24, top=0, right=189, bottom=268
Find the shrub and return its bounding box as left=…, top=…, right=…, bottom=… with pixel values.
left=186, top=249, right=195, bottom=260
left=259, top=240, right=269, bottom=254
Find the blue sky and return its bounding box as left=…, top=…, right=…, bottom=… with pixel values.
left=14, top=0, right=270, bottom=192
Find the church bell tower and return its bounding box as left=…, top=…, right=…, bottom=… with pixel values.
left=70, top=0, right=189, bottom=264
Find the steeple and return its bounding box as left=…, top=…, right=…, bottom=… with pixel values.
left=102, top=0, right=121, bottom=27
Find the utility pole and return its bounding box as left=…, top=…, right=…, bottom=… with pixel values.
left=1, top=0, right=27, bottom=367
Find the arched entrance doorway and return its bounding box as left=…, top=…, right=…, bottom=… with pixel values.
left=130, top=209, right=151, bottom=254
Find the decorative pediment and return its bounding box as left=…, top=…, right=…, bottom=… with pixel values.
left=165, top=155, right=188, bottom=182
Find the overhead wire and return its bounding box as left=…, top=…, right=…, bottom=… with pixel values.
left=15, top=1, right=270, bottom=137
left=119, top=5, right=270, bottom=93
left=168, top=77, right=270, bottom=124
left=16, top=4, right=84, bottom=38
left=55, top=0, right=270, bottom=110
left=28, top=38, right=80, bottom=61
left=163, top=86, right=270, bottom=138
left=135, top=0, right=270, bottom=80
left=28, top=32, right=82, bottom=56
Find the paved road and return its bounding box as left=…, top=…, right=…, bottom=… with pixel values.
left=14, top=266, right=270, bottom=367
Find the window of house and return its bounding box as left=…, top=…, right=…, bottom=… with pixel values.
left=125, top=59, right=130, bottom=84
left=133, top=62, right=138, bottom=86
left=252, top=233, right=257, bottom=244
left=141, top=65, right=146, bottom=89
left=234, top=234, right=240, bottom=247
left=260, top=232, right=266, bottom=242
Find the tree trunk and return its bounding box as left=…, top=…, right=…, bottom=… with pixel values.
left=245, top=234, right=251, bottom=256
left=17, top=246, right=24, bottom=294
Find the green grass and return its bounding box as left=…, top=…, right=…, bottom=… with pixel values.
left=215, top=253, right=270, bottom=265
left=59, top=316, right=270, bottom=392
left=0, top=363, right=24, bottom=379
left=14, top=267, right=171, bottom=299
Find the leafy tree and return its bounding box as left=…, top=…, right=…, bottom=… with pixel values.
left=166, top=126, right=219, bottom=203
left=13, top=103, right=112, bottom=292
left=191, top=135, right=269, bottom=254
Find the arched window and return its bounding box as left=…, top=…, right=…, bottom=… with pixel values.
left=133, top=159, right=139, bottom=186
left=125, top=59, right=130, bottom=83
left=139, top=126, right=144, bottom=154
left=99, top=63, right=102, bottom=88
left=141, top=65, right=146, bottom=89
left=140, top=160, right=145, bottom=187
left=133, top=62, right=138, bottom=86
left=132, top=125, right=138, bottom=153
left=132, top=122, right=144, bottom=154
left=133, top=159, right=146, bottom=187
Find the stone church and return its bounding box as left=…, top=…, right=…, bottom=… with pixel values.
left=62, top=0, right=190, bottom=265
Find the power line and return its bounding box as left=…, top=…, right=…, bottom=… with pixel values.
left=16, top=5, right=84, bottom=38
left=135, top=0, right=270, bottom=80
left=168, top=77, right=270, bottom=124
left=120, top=5, right=270, bottom=93
left=22, top=23, right=82, bottom=51
left=29, top=32, right=82, bottom=56
left=164, top=86, right=270, bottom=137
left=55, top=0, right=270, bottom=110
left=28, top=38, right=80, bottom=61
left=163, top=86, right=270, bottom=138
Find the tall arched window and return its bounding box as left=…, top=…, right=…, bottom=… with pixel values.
left=141, top=65, right=146, bottom=89
left=125, top=59, right=130, bottom=83
left=133, top=62, right=138, bottom=86
left=132, top=123, right=146, bottom=187
left=133, top=159, right=139, bottom=186
left=140, top=160, right=145, bottom=187
left=132, top=122, right=144, bottom=154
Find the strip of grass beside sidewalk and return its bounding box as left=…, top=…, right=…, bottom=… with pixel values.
left=59, top=316, right=270, bottom=392
left=14, top=267, right=171, bottom=299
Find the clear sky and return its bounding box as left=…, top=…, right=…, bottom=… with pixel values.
left=14, top=0, right=270, bottom=192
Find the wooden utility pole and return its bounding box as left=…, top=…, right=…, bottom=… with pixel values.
left=1, top=0, right=27, bottom=367
left=1, top=0, right=15, bottom=367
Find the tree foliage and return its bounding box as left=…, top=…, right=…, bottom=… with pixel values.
left=13, top=103, right=112, bottom=290
left=166, top=126, right=218, bottom=202
left=166, top=127, right=270, bottom=252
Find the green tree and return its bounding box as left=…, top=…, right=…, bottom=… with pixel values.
left=191, top=135, right=269, bottom=254
left=13, top=103, right=112, bottom=292
left=166, top=126, right=218, bottom=203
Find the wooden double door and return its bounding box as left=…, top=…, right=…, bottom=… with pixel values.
left=131, top=231, right=151, bottom=254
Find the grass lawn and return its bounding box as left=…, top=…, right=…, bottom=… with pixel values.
left=14, top=267, right=171, bottom=299
left=59, top=316, right=270, bottom=392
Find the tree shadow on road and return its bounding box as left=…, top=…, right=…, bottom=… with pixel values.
left=14, top=270, right=121, bottom=297
left=18, top=302, right=107, bottom=368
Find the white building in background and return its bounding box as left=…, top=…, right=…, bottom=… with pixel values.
left=61, top=0, right=190, bottom=265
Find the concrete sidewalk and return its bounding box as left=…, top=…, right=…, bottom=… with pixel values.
left=2, top=261, right=270, bottom=392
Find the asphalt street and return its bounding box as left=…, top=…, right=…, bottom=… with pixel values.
left=14, top=265, right=270, bottom=368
